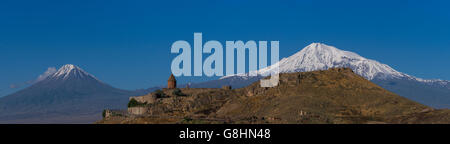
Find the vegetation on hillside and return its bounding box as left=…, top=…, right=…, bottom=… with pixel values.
left=172, top=88, right=187, bottom=96
left=154, top=90, right=168, bottom=98
left=127, top=98, right=147, bottom=107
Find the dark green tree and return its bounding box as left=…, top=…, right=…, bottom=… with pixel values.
left=128, top=98, right=147, bottom=107
left=172, top=88, right=186, bottom=96
left=155, top=90, right=167, bottom=98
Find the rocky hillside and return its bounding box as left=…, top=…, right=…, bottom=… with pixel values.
left=97, top=68, right=450, bottom=124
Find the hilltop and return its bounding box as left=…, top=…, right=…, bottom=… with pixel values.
left=97, top=68, right=450, bottom=124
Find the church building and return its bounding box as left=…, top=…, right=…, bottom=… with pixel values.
left=167, top=74, right=176, bottom=89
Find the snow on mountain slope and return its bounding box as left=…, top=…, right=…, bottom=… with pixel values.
left=46, top=64, right=101, bottom=82
left=222, top=43, right=449, bottom=85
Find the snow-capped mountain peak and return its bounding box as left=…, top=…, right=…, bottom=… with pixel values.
left=272, top=43, right=407, bottom=80
left=49, top=64, right=96, bottom=80
left=299, top=43, right=365, bottom=62
left=223, top=43, right=448, bottom=85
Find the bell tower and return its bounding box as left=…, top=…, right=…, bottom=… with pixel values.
left=167, top=74, right=176, bottom=89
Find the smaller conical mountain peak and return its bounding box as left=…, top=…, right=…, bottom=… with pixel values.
left=49, top=64, right=95, bottom=80
left=58, top=64, right=79, bottom=72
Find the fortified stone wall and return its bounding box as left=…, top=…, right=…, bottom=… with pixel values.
left=129, top=95, right=156, bottom=104
left=128, top=107, right=148, bottom=115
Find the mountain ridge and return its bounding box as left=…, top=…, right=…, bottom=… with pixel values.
left=223, top=43, right=448, bottom=84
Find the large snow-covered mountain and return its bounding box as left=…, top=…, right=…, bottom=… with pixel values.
left=223, top=43, right=448, bottom=84
left=193, top=43, right=450, bottom=108
left=0, top=64, right=145, bottom=123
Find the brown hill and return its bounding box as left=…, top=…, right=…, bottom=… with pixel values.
left=97, top=68, right=449, bottom=124
left=387, top=109, right=450, bottom=124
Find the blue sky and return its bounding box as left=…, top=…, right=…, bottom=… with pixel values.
left=0, top=0, right=449, bottom=97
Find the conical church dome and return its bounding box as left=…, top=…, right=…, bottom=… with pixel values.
left=168, top=74, right=176, bottom=81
